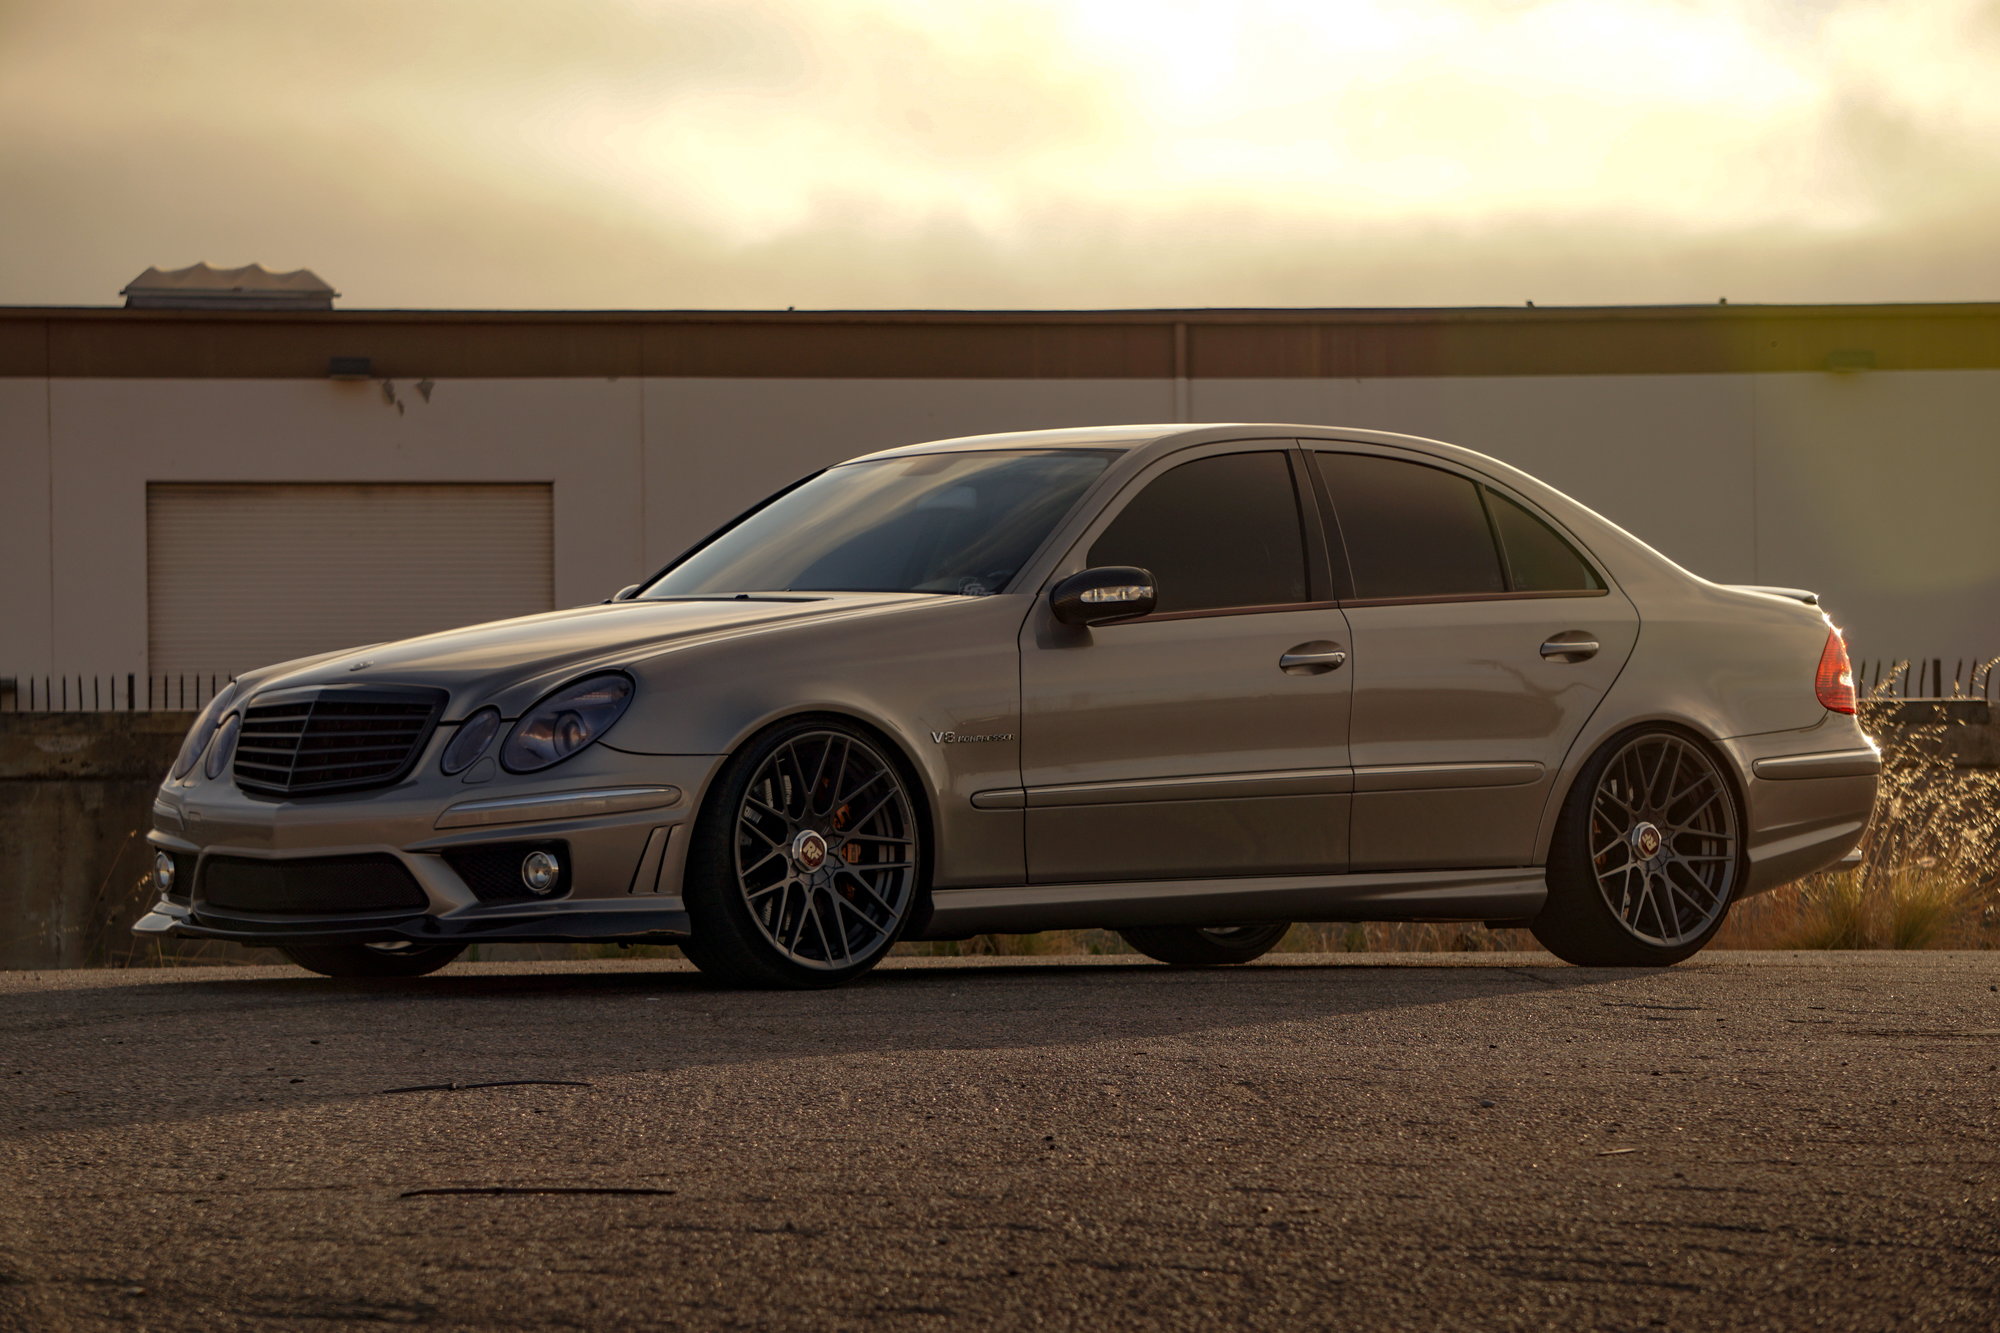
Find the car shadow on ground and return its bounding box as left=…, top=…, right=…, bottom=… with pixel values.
left=0, top=956, right=1663, bottom=1140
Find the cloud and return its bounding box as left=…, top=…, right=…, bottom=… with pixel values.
left=1, top=0, right=1997, bottom=308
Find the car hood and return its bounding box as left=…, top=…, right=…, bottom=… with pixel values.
left=241, top=593, right=942, bottom=716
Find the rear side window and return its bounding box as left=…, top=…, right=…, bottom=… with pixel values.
left=1485, top=489, right=1602, bottom=592
left=1315, top=453, right=1503, bottom=599
left=1088, top=451, right=1308, bottom=614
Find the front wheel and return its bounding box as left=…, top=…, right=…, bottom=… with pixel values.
left=279, top=942, right=465, bottom=978
left=680, top=720, right=924, bottom=989
left=1532, top=728, right=1742, bottom=967
left=1119, top=923, right=1290, bottom=966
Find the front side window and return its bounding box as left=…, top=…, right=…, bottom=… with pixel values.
left=1316, top=452, right=1504, bottom=599
left=1087, top=451, right=1308, bottom=614
left=643, top=450, right=1115, bottom=597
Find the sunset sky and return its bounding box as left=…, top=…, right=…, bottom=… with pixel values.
left=4, top=0, right=1997, bottom=310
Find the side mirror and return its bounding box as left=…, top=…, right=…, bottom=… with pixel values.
left=609, top=584, right=642, bottom=602
left=1050, top=566, right=1157, bottom=627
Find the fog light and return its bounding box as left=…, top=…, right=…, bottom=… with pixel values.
left=520, top=850, right=561, bottom=895
left=153, top=851, right=176, bottom=893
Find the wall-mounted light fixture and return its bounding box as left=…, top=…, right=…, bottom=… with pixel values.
left=327, top=355, right=373, bottom=380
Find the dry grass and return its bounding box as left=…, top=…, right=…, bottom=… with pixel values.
left=1715, top=866, right=1992, bottom=951
left=1711, top=675, right=2000, bottom=952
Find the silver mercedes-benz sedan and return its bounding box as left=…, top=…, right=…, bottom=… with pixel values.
left=136, top=424, right=1879, bottom=986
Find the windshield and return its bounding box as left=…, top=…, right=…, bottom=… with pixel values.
left=641, top=449, right=1117, bottom=598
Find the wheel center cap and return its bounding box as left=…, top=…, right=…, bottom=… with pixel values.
left=792, top=830, right=829, bottom=873
left=1631, top=822, right=1663, bottom=859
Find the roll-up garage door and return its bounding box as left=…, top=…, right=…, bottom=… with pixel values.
left=148, top=483, right=555, bottom=677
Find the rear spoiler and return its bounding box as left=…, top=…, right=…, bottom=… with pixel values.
left=1727, top=584, right=1819, bottom=606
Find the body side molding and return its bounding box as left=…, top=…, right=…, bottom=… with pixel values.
left=971, top=762, right=1537, bottom=810
left=1351, top=762, right=1544, bottom=792
left=1750, top=748, right=1883, bottom=780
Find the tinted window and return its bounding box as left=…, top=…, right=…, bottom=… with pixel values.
left=1315, top=452, right=1504, bottom=599
left=1485, top=489, right=1602, bottom=592
left=645, top=450, right=1113, bottom=597
left=1088, top=452, right=1307, bottom=613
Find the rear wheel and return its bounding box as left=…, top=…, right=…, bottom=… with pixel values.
left=1532, top=727, right=1742, bottom=967
left=279, top=942, right=465, bottom=978
left=1119, top=923, right=1290, bottom=966
left=680, top=720, right=923, bottom=989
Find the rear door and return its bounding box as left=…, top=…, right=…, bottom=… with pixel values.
left=1310, top=447, right=1638, bottom=870
left=1019, top=444, right=1353, bottom=883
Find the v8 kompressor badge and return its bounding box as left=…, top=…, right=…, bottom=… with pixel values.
left=930, top=730, right=1013, bottom=744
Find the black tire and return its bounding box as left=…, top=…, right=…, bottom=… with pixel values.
left=680, top=719, right=924, bottom=989
left=1119, top=923, right=1291, bottom=966
left=279, top=942, right=465, bottom=978
left=1532, top=726, right=1743, bottom=967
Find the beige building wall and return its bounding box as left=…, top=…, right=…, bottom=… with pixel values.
left=1197, top=369, right=2000, bottom=665
left=8, top=368, right=1998, bottom=682
left=0, top=380, right=54, bottom=675
left=40, top=377, right=643, bottom=677
left=640, top=378, right=1176, bottom=568
left=1750, top=371, right=2000, bottom=675
left=1192, top=374, right=1761, bottom=583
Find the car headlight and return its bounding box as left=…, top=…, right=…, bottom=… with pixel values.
left=203, top=712, right=242, bottom=781
left=169, top=682, right=239, bottom=779
left=500, top=674, right=634, bottom=773
left=440, top=707, right=503, bottom=775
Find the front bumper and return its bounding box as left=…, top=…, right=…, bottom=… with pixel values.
left=135, top=745, right=725, bottom=947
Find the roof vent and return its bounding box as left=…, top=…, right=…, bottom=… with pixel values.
left=121, top=263, right=338, bottom=311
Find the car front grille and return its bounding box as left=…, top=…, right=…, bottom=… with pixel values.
left=199, top=854, right=430, bottom=915
left=234, top=686, right=447, bottom=796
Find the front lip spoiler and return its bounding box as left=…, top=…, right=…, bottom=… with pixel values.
left=133, top=900, right=690, bottom=947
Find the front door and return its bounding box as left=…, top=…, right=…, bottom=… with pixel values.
left=1310, top=447, right=1639, bottom=870
left=1020, top=445, right=1353, bottom=883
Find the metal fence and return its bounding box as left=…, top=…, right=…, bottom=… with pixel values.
left=1855, top=660, right=1998, bottom=701
left=0, top=675, right=233, bottom=713
left=2, top=660, right=1993, bottom=713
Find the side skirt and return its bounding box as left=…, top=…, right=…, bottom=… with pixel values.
left=919, top=867, right=1546, bottom=938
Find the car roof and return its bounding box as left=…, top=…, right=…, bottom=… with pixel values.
left=849, top=422, right=1489, bottom=467
left=850, top=424, right=1182, bottom=460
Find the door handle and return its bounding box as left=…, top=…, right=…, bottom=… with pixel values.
left=1540, top=634, right=1600, bottom=663
left=1280, top=643, right=1348, bottom=675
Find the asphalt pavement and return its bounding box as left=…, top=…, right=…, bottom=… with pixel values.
left=1, top=951, right=1996, bottom=1331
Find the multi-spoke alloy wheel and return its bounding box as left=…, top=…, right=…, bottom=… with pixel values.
left=1533, top=728, right=1742, bottom=967
left=682, top=721, right=922, bottom=988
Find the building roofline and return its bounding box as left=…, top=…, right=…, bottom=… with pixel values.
left=6, top=300, right=2000, bottom=325
left=5, top=301, right=1999, bottom=380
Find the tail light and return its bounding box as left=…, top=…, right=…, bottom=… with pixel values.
left=1815, top=629, right=1856, bottom=714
